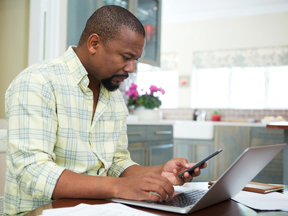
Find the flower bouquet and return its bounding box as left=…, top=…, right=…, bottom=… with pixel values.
left=126, top=83, right=165, bottom=109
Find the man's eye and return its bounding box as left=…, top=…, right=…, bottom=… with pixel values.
left=123, top=56, right=130, bottom=60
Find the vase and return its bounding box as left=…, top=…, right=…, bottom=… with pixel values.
left=212, top=114, right=221, bottom=121
left=132, top=107, right=163, bottom=122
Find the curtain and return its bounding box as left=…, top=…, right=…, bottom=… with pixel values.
left=193, top=46, right=288, bottom=68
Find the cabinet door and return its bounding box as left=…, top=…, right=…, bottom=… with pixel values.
left=174, top=139, right=213, bottom=182
left=67, top=0, right=99, bottom=47
left=128, top=142, right=146, bottom=166
left=146, top=125, right=173, bottom=141
left=135, top=0, right=161, bottom=66
left=101, top=0, right=130, bottom=9
left=213, top=126, right=250, bottom=180
left=148, top=141, right=173, bottom=166
left=127, top=125, right=146, bottom=142
left=250, top=127, right=284, bottom=184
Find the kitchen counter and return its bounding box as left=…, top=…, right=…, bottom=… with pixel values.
left=126, top=120, right=176, bottom=125
left=126, top=119, right=266, bottom=127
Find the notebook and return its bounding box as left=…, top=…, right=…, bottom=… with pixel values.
left=112, top=143, right=286, bottom=214
left=208, top=181, right=284, bottom=194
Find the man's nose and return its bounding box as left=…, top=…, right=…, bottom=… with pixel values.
left=124, top=60, right=136, bottom=73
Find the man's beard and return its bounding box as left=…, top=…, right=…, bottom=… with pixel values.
left=101, top=74, right=129, bottom=91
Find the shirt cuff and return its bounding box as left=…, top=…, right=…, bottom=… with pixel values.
left=34, top=163, right=66, bottom=200
left=107, top=159, right=137, bottom=177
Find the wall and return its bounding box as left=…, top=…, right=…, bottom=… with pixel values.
left=161, top=12, right=288, bottom=108
left=0, top=0, right=30, bottom=119
left=162, top=108, right=288, bottom=122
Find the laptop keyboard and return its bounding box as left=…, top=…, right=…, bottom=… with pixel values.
left=149, top=189, right=206, bottom=207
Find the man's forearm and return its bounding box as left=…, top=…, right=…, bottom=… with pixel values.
left=120, top=164, right=164, bottom=177
left=52, top=165, right=174, bottom=202
left=52, top=169, right=120, bottom=200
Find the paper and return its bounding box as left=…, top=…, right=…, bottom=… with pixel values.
left=232, top=191, right=288, bottom=212
left=40, top=203, right=157, bottom=216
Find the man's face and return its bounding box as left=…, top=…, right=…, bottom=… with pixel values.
left=89, top=28, right=145, bottom=91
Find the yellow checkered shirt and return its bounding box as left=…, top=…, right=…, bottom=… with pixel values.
left=4, top=46, right=136, bottom=215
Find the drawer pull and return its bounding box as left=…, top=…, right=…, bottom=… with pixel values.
left=127, top=132, right=143, bottom=136
left=155, top=131, right=172, bottom=135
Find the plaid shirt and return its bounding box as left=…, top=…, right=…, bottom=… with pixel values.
left=4, top=46, right=136, bottom=215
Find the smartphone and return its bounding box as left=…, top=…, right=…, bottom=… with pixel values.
left=178, top=149, right=223, bottom=178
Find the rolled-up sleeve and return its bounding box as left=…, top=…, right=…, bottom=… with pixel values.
left=5, top=71, right=65, bottom=200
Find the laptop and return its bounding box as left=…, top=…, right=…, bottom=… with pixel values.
left=112, top=143, right=286, bottom=214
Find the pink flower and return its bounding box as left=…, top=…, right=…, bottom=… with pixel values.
left=132, top=91, right=139, bottom=100
left=125, top=90, right=132, bottom=97
left=149, top=85, right=158, bottom=95
left=130, top=83, right=138, bottom=90
left=159, top=87, right=165, bottom=95
left=126, top=83, right=139, bottom=101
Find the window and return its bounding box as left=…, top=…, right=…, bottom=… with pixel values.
left=136, top=70, right=178, bottom=108
left=192, top=66, right=288, bottom=109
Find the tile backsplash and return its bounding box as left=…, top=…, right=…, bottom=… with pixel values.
left=161, top=108, right=288, bottom=122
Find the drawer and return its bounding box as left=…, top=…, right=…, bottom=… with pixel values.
left=146, top=125, right=173, bottom=141
left=127, top=125, right=146, bottom=142
left=251, top=127, right=284, bottom=137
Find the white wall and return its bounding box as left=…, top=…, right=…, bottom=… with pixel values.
left=161, top=12, right=288, bottom=108
left=0, top=0, right=30, bottom=119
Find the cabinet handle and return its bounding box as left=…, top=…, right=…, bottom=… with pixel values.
left=127, top=132, right=143, bottom=136
left=155, top=131, right=172, bottom=135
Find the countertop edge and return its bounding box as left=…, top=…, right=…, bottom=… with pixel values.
left=126, top=120, right=267, bottom=127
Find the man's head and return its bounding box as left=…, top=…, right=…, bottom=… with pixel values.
left=79, top=5, right=145, bottom=46
left=76, top=5, right=146, bottom=92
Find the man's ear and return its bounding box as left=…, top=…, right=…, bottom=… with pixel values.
left=87, top=34, right=100, bottom=54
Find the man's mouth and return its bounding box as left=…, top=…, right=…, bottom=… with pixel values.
left=113, top=74, right=129, bottom=83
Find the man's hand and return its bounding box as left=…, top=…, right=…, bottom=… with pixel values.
left=117, top=158, right=207, bottom=202
left=161, top=158, right=207, bottom=185
left=116, top=172, right=174, bottom=202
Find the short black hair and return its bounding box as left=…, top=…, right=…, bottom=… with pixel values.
left=78, top=5, right=145, bottom=46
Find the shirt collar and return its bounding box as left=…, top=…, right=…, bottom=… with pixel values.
left=63, top=46, right=89, bottom=89
left=63, top=46, right=111, bottom=98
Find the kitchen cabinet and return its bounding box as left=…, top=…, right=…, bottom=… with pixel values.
left=250, top=127, right=284, bottom=184
left=67, top=0, right=100, bottom=49
left=67, top=0, right=161, bottom=66
left=128, top=141, right=146, bottom=166
left=173, top=139, right=214, bottom=182
left=127, top=125, right=173, bottom=166
left=213, top=126, right=250, bottom=180
left=213, top=125, right=284, bottom=184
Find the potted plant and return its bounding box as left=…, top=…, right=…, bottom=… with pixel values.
left=212, top=109, right=221, bottom=121
left=126, top=83, right=165, bottom=121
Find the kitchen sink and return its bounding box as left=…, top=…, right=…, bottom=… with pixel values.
left=173, top=121, right=214, bottom=139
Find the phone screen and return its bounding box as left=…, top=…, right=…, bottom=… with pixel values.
left=178, top=149, right=223, bottom=178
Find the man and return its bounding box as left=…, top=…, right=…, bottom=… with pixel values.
left=4, top=6, right=206, bottom=215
